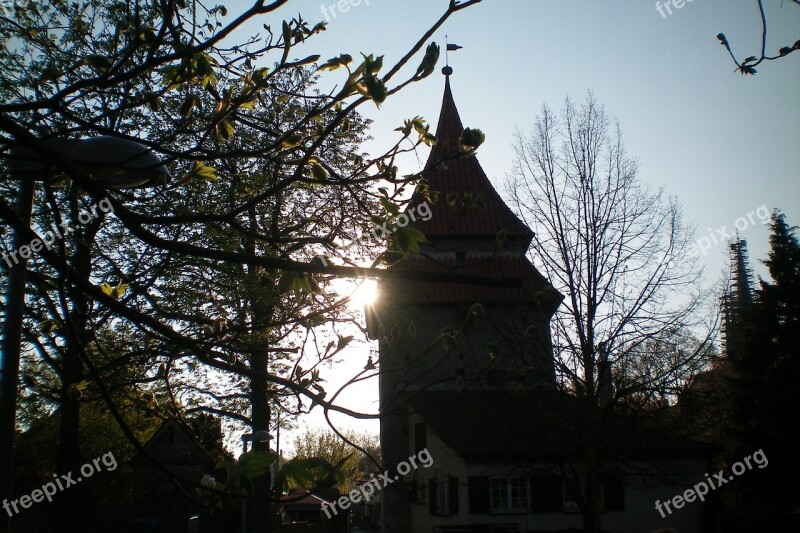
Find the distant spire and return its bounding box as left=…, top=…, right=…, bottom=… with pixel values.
left=723, top=238, right=754, bottom=358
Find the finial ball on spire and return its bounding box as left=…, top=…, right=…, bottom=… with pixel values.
left=442, top=65, right=453, bottom=76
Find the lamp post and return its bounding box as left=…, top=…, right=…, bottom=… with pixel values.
left=0, top=136, right=168, bottom=533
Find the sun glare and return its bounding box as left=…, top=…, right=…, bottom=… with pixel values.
left=348, top=279, right=378, bottom=310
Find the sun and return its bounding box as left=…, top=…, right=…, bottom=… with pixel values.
left=347, top=279, right=378, bottom=310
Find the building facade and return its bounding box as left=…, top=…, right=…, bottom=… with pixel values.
left=368, top=72, right=712, bottom=533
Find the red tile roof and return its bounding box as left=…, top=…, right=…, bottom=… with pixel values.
left=374, top=77, right=561, bottom=309
left=407, top=77, right=533, bottom=241
left=382, top=255, right=559, bottom=307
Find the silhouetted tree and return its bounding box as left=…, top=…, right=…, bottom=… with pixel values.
left=507, top=93, right=716, bottom=533
left=727, top=212, right=800, bottom=527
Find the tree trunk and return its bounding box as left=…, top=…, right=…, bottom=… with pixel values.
left=55, top=211, right=95, bottom=532
left=246, top=203, right=276, bottom=532
left=248, top=345, right=272, bottom=533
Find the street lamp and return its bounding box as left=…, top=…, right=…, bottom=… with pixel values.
left=241, top=430, right=274, bottom=454
left=0, top=136, right=169, bottom=533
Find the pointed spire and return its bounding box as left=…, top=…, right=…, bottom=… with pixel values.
left=412, top=77, right=533, bottom=242
left=426, top=75, right=464, bottom=166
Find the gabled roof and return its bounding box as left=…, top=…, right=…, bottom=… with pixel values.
left=141, top=419, right=214, bottom=467
left=409, top=391, right=715, bottom=464
left=408, top=77, right=533, bottom=242
left=281, top=489, right=334, bottom=509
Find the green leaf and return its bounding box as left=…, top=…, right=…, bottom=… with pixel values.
left=310, top=164, right=328, bottom=181
left=393, top=225, right=427, bottom=255
left=337, top=335, right=354, bottom=351
left=436, top=327, right=459, bottom=352
left=215, top=120, right=235, bottom=141
left=178, top=161, right=218, bottom=185
left=316, top=54, right=352, bottom=72
left=362, top=53, right=383, bottom=74
left=459, top=128, right=485, bottom=152
left=379, top=197, right=400, bottom=216
left=282, top=20, right=292, bottom=52
left=280, top=132, right=304, bottom=148
left=363, top=73, right=387, bottom=107
left=415, top=42, right=440, bottom=79
left=112, top=282, right=130, bottom=299
left=81, top=54, right=112, bottom=74
left=295, top=55, right=321, bottom=67
left=137, top=28, right=157, bottom=43
left=66, top=381, right=90, bottom=400
left=278, top=272, right=316, bottom=295
left=142, top=91, right=160, bottom=111
left=40, top=62, right=61, bottom=82
left=238, top=450, right=276, bottom=480
left=274, top=457, right=339, bottom=491
left=179, top=94, right=202, bottom=118
left=38, top=319, right=57, bottom=334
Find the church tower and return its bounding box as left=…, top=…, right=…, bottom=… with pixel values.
left=722, top=238, right=754, bottom=359
left=367, top=70, right=561, bottom=532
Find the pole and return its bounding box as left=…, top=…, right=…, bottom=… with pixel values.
left=0, top=179, right=36, bottom=533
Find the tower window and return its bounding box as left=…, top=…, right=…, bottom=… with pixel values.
left=455, top=251, right=466, bottom=266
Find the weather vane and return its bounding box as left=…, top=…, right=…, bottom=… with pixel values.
left=444, top=35, right=463, bottom=76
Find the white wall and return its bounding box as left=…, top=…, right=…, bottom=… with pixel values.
left=410, top=424, right=710, bottom=533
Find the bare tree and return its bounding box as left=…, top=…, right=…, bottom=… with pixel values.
left=506, top=93, right=716, bottom=532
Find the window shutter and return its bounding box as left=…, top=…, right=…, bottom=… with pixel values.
left=428, top=480, right=437, bottom=515
left=414, top=423, right=427, bottom=454
left=603, top=474, right=624, bottom=511
left=468, top=476, right=490, bottom=514
left=531, top=475, right=563, bottom=513
left=448, top=477, right=460, bottom=515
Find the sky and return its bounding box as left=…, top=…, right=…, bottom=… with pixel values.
left=225, top=0, right=800, bottom=451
